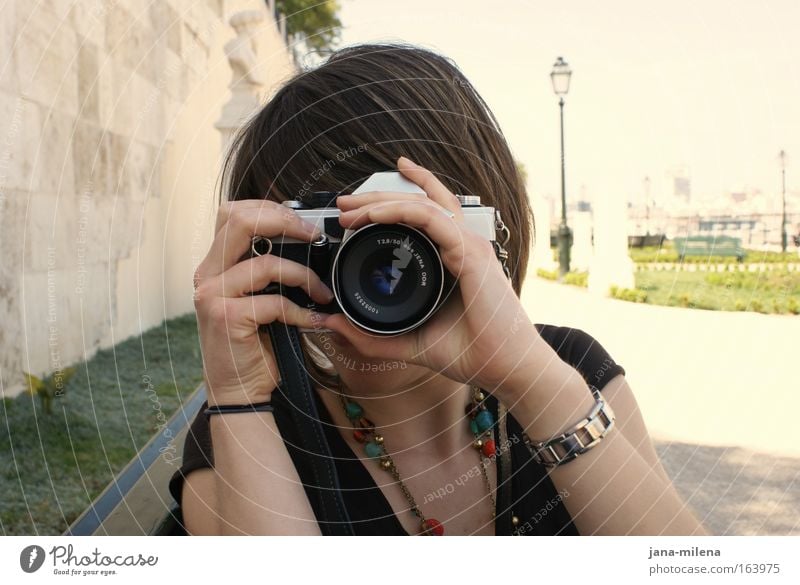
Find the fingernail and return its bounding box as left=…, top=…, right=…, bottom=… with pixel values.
left=399, top=155, right=420, bottom=167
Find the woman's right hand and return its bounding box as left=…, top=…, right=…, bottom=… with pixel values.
left=192, top=200, right=334, bottom=407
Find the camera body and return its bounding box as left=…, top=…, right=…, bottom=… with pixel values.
left=252, top=172, right=498, bottom=335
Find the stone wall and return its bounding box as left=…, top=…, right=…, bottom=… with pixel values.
left=0, top=0, right=296, bottom=396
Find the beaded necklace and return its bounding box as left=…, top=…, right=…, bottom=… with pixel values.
left=338, top=385, right=498, bottom=535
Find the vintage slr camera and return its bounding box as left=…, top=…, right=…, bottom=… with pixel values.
left=251, top=172, right=501, bottom=335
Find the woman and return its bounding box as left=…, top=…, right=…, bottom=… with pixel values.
left=170, top=43, right=706, bottom=536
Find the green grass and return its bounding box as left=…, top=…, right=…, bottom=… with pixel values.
left=536, top=268, right=588, bottom=288
left=0, top=313, right=203, bottom=535
left=634, top=270, right=800, bottom=313
left=629, top=244, right=799, bottom=264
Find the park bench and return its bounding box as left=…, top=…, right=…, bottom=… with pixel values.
left=672, top=235, right=746, bottom=262
left=64, top=385, right=207, bottom=536
left=628, top=234, right=666, bottom=248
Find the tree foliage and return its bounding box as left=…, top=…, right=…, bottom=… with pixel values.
left=276, top=0, right=342, bottom=52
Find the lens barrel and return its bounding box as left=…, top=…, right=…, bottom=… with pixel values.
left=331, top=224, right=447, bottom=335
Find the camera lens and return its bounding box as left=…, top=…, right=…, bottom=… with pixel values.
left=332, top=224, right=447, bottom=335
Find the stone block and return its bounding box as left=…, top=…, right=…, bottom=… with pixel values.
left=0, top=90, right=42, bottom=192
left=69, top=0, right=107, bottom=47
left=76, top=36, right=100, bottom=122
left=105, top=4, right=159, bottom=84
left=108, top=130, right=132, bottom=198
left=102, top=62, right=135, bottom=137
left=72, top=118, right=113, bottom=197
left=14, top=6, right=79, bottom=116
left=0, top=0, right=18, bottom=93
left=126, top=139, right=160, bottom=201
left=148, top=2, right=183, bottom=56
left=36, top=107, right=77, bottom=196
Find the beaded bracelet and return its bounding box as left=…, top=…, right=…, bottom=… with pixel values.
left=203, top=401, right=275, bottom=419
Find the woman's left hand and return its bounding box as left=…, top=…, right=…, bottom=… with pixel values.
left=322, top=156, right=542, bottom=395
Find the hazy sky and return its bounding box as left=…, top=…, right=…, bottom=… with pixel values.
left=337, top=0, right=800, bottom=206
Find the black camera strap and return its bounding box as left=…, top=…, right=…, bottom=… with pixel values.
left=266, top=322, right=354, bottom=535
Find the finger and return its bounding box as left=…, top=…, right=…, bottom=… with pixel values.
left=396, top=156, right=463, bottom=217
left=200, top=201, right=321, bottom=277
left=335, top=191, right=428, bottom=211
left=323, top=313, right=414, bottom=361
left=199, top=254, right=334, bottom=304
left=211, top=295, right=330, bottom=331
left=215, top=199, right=272, bottom=233
left=338, top=200, right=466, bottom=256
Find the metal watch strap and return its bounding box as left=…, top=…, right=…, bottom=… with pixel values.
left=266, top=322, right=354, bottom=535
left=522, top=386, right=615, bottom=468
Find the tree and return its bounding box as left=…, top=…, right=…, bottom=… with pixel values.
left=276, top=0, right=342, bottom=53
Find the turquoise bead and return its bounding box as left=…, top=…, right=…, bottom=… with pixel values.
left=365, top=441, right=383, bottom=458
left=345, top=401, right=363, bottom=420
left=475, top=410, right=494, bottom=432
left=469, top=419, right=479, bottom=435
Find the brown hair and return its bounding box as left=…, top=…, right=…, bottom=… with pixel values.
left=220, top=43, right=533, bottom=385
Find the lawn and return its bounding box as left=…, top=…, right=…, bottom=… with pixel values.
left=634, top=270, right=800, bottom=313
left=0, top=313, right=203, bottom=535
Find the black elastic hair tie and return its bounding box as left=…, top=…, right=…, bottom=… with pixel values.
left=204, top=401, right=274, bottom=419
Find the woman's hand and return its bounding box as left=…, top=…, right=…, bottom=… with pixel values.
left=193, top=200, right=334, bottom=406
left=324, top=156, right=543, bottom=396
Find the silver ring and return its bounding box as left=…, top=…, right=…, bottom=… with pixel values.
left=250, top=236, right=273, bottom=257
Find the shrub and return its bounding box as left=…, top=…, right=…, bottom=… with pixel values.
left=610, top=286, right=647, bottom=303
left=23, top=367, right=76, bottom=415
left=564, top=271, right=588, bottom=287
left=537, top=268, right=558, bottom=281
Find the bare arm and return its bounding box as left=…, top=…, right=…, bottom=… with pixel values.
left=184, top=199, right=334, bottom=535
left=502, top=338, right=708, bottom=536
left=208, top=411, right=321, bottom=535
left=181, top=410, right=322, bottom=535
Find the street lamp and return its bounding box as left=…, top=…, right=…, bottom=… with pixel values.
left=779, top=150, right=788, bottom=253
left=551, top=56, right=572, bottom=277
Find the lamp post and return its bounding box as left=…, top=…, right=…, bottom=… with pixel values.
left=551, top=57, right=573, bottom=277
left=779, top=150, right=787, bottom=253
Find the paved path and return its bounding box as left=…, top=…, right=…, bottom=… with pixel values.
left=520, top=276, right=799, bottom=535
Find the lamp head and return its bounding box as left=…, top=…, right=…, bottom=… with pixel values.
left=550, top=56, right=572, bottom=96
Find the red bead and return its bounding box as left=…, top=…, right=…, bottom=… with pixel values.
left=482, top=439, right=496, bottom=458
left=357, top=417, right=375, bottom=431
left=353, top=429, right=368, bottom=443
left=421, top=518, right=444, bottom=536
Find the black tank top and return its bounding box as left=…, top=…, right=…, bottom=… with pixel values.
left=169, top=324, right=625, bottom=535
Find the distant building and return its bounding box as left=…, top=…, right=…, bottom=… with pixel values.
left=663, top=166, right=692, bottom=210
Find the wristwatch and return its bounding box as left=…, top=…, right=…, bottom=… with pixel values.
left=521, top=386, right=615, bottom=468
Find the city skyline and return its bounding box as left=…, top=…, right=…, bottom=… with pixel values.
left=338, top=0, right=799, bottom=208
